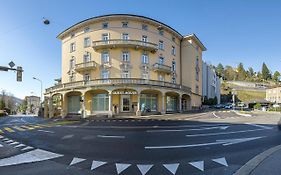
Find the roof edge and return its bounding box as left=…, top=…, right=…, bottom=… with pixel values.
left=183, top=33, right=207, bottom=51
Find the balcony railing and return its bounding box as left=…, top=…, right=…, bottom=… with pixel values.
left=45, top=78, right=191, bottom=94
left=75, top=61, right=97, bottom=73
left=92, top=39, right=158, bottom=53
left=153, top=63, right=172, bottom=74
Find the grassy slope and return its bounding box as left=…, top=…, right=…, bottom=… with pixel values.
left=236, top=90, right=265, bottom=102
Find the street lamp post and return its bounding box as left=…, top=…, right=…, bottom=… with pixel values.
left=33, top=77, right=43, bottom=107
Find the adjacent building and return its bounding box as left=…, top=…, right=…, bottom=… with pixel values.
left=202, top=62, right=221, bottom=104
left=266, top=87, right=281, bottom=103
left=25, top=96, right=40, bottom=115
left=44, top=14, right=206, bottom=118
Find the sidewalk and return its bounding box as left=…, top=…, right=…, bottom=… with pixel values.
left=235, top=144, right=281, bottom=175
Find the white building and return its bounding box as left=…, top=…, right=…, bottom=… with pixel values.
left=202, top=62, right=221, bottom=104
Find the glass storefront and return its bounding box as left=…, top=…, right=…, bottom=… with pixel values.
left=68, top=96, right=80, bottom=113
left=92, top=94, right=109, bottom=111
left=140, top=94, right=157, bottom=112
left=166, top=96, right=178, bottom=112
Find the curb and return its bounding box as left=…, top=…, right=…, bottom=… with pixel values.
left=234, top=144, right=281, bottom=175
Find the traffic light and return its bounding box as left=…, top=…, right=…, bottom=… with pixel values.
left=17, top=66, right=23, bottom=82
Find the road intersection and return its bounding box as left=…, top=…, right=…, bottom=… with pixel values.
left=0, top=111, right=280, bottom=175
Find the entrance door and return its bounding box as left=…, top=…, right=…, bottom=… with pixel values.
left=121, top=95, right=130, bottom=112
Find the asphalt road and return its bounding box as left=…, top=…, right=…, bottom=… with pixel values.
left=0, top=112, right=281, bottom=175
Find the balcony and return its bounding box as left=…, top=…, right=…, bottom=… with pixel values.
left=153, top=63, right=172, bottom=74
left=45, top=78, right=191, bottom=94
left=92, top=39, right=158, bottom=53
left=75, top=61, right=97, bottom=73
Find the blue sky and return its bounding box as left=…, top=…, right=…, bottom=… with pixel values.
left=0, top=0, right=281, bottom=99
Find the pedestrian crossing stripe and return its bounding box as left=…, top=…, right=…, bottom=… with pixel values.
left=20, top=125, right=35, bottom=130
left=29, top=125, right=42, bottom=129
left=4, top=127, right=15, bottom=133
left=12, top=126, right=26, bottom=131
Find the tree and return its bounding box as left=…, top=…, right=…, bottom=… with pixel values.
left=224, top=65, right=237, bottom=81
left=0, top=90, right=6, bottom=110
left=273, top=71, right=280, bottom=82
left=216, top=63, right=224, bottom=78
left=248, top=67, right=255, bottom=77
left=262, top=62, right=271, bottom=80
left=237, top=62, right=247, bottom=80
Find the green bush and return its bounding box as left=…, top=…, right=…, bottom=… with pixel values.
left=254, top=103, right=262, bottom=109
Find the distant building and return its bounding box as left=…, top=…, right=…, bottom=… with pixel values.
left=202, top=62, right=221, bottom=104
left=266, top=87, right=281, bottom=103
left=25, top=96, right=40, bottom=114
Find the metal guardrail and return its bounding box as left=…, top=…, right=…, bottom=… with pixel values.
left=45, top=78, right=191, bottom=94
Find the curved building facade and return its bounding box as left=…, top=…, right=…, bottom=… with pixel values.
left=44, top=14, right=206, bottom=118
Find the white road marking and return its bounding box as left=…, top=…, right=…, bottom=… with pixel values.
left=186, top=128, right=267, bottom=137
left=97, top=135, right=125, bottom=139
left=91, top=160, right=107, bottom=170
left=0, top=149, right=63, bottom=167
left=0, top=135, right=3, bottom=139
left=5, top=140, right=14, bottom=143
left=147, top=126, right=229, bottom=132
left=212, top=157, right=228, bottom=167
left=145, top=136, right=264, bottom=149
left=0, top=144, right=3, bottom=147
left=246, top=123, right=273, bottom=130
left=116, top=163, right=131, bottom=174
left=137, top=164, right=153, bottom=175
left=2, top=138, right=9, bottom=141
left=163, top=163, right=179, bottom=175
left=189, top=161, right=204, bottom=171
left=9, top=142, right=19, bottom=145
left=21, top=146, right=34, bottom=151
left=212, top=112, right=220, bottom=118
left=69, top=157, right=86, bottom=166
left=14, top=144, right=25, bottom=148
left=37, top=130, right=55, bottom=134
left=61, top=134, right=74, bottom=140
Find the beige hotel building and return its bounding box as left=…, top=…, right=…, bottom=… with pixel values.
left=44, top=14, right=206, bottom=118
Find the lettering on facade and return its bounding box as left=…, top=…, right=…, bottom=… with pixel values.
left=112, top=91, right=137, bottom=95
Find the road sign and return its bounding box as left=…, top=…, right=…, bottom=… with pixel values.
left=17, top=66, right=23, bottom=82
left=8, top=61, right=15, bottom=68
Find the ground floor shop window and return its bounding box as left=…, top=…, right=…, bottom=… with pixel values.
left=166, top=96, right=178, bottom=112
left=140, top=94, right=157, bottom=112
left=92, top=94, right=109, bottom=111
left=68, top=96, right=80, bottom=113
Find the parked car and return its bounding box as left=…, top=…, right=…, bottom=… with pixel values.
left=0, top=110, right=8, bottom=117
left=224, top=105, right=233, bottom=109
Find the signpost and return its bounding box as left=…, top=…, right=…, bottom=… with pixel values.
left=0, top=62, right=23, bottom=82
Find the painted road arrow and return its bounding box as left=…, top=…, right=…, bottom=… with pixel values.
left=147, top=126, right=229, bottom=132
left=145, top=136, right=264, bottom=149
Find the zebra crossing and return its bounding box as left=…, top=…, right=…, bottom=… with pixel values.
left=0, top=121, right=78, bottom=134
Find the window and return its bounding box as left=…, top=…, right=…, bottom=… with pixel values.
left=159, top=56, right=164, bottom=65
left=84, top=27, right=90, bottom=33
left=122, top=22, right=128, bottom=28
left=102, top=33, right=109, bottom=41
left=172, top=46, right=176, bottom=55
left=121, top=33, right=129, bottom=40
left=158, top=74, right=164, bottom=81
left=102, top=22, right=108, bottom=29
left=141, top=54, right=149, bottom=64
left=159, top=30, right=164, bottom=36
left=69, top=57, right=75, bottom=69
left=92, top=94, right=109, bottom=111
left=84, top=37, right=91, bottom=47
left=101, top=70, right=109, bottom=79
left=172, top=61, right=176, bottom=72
left=196, top=57, right=200, bottom=81
left=196, top=85, right=199, bottom=94
left=84, top=52, right=91, bottom=62
left=172, top=77, right=176, bottom=84
left=84, top=73, right=90, bottom=81
left=69, top=74, right=75, bottom=82
left=101, top=51, right=109, bottom=64
left=142, top=35, right=147, bottom=42
left=121, top=70, right=130, bottom=78
left=70, top=42, right=76, bottom=52
left=122, top=51, right=130, bottom=62
left=159, top=40, right=164, bottom=50
left=142, top=24, right=148, bottom=30
left=140, top=94, right=158, bottom=112
left=172, top=36, right=175, bottom=42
